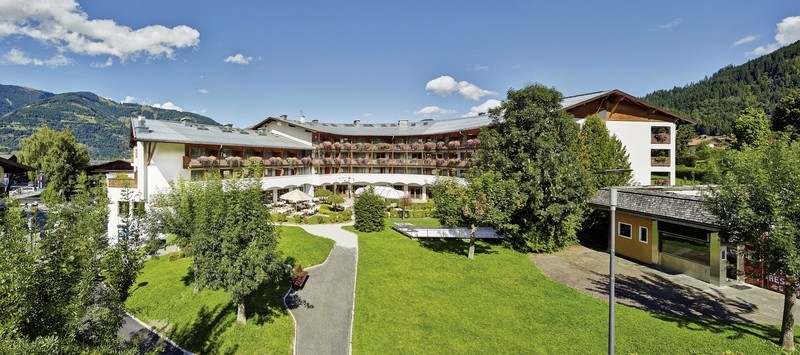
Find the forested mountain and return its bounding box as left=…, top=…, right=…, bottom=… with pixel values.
left=0, top=87, right=219, bottom=159
left=0, top=84, right=54, bottom=116
left=643, top=41, right=800, bottom=135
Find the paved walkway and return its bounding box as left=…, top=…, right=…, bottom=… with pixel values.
left=118, top=314, right=187, bottom=354
left=531, top=244, right=800, bottom=325
left=285, top=223, right=358, bottom=355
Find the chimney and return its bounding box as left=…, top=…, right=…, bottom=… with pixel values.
left=398, top=119, right=408, bottom=129
left=354, top=119, right=361, bottom=126
left=299, top=114, right=306, bottom=123
left=280, top=114, right=288, bottom=120
left=311, top=119, right=319, bottom=124
left=134, top=115, right=149, bottom=133
left=257, top=127, right=269, bottom=135
left=180, top=116, right=192, bottom=126
left=222, top=123, right=233, bottom=132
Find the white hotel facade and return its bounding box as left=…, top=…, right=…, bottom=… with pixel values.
left=106, top=90, right=691, bottom=240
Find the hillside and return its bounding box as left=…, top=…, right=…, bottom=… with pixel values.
left=643, top=41, right=800, bottom=135
left=0, top=84, right=54, bottom=116
left=0, top=88, right=219, bottom=159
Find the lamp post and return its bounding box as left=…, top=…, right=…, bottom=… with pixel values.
left=608, top=187, right=617, bottom=355
left=595, top=168, right=630, bottom=355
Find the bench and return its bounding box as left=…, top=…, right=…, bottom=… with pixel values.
left=292, top=264, right=309, bottom=289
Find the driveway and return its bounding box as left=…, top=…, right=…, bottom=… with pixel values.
left=531, top=244, right=798, bottom=325
left=285, top=223, right=358, bottom=355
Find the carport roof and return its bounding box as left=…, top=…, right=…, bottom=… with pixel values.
left=589, top=187, right=718, bottom=230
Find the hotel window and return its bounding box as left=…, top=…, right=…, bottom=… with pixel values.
left=243, top=149, right=254, bottom=158
left=639, top=226, right=649, bottom=243
left=221, top=148, right=233, bottom=158
left=618, top=222, right=632, bottom=239
left=117, top=201, right=129, bottom=215
left=190, top=146, right=206, bottom=158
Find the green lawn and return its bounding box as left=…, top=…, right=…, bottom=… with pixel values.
left=350, top=223, right=787, bottom=354
left=126, top=226, right=334, bottom=354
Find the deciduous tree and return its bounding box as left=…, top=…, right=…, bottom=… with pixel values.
left=18, top=126, right=90, bottom=203
left=707, top=138, right=800, bottom=350
left=732, top=107, right=770, bottom=149
left=472, top=83, right=590, bottom=251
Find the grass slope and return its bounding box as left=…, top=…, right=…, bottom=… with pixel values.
left=126, top=226, right=334, bottom=354
left=351, top=223, right=786, bottom=354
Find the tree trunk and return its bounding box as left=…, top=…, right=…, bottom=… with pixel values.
left=237, top=297, right=247, bottom=324
left=193, top=263, right=199, bottom=293
left=781, top=282, right=797, bottom=350
left=468, top=224, right=477, bottom=260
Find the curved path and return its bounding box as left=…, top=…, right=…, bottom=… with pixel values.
left=285, top=223, right=358, bottom=355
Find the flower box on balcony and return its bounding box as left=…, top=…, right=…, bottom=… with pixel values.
left=436, top=142, right=447, bottom=150
left=332, top=142, right=342, bottom=150
left=651, top=156, right=670, bottom=166
left=226, top=156, right=244, bottom=167
left=411, top=143, right=423, bottom=151
left=342, top=142, right=353, bottom=150
left=321, top=141, right=333, bottom=150
left=424, top=142, right=436, bottom=151
left=651, top=133, right=671, bottom=144
left=465, top=138, right=481, bottom=148
left=447, top=141, right=461, bottom=149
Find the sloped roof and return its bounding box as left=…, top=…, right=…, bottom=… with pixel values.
left=251, top=115, right=494, bottom=137
left=0, top=156, right=34, bottom=173
left=589, top=187, right=718, bottom=230
left=131, top=119, right=310, bottom=149
left=252, top=89, right=691, bottom=136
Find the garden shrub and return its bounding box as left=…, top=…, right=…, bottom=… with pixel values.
left=354, top=187, right=385, bottom=232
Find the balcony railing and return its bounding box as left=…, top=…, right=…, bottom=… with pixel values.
left=314, top=139, right=481, bottom=152
left=108, top=178, right=137, bottom=188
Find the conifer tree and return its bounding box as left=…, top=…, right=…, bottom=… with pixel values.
left=354, top=186, right=385, bottom=232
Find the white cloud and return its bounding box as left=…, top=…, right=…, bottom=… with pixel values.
left=198, top=88, right=208, bottom=94
left=424, top=75, right=497, bottom=101
left=91, top=57, right=113, bottom=68
left=224, top=53, right=253, bottom=64
left=2, top=48, right=70, bottom=67
left=414, top=106, right=456, bottom=117
left=511, top=63, right=522, bottom=69
left=152, top=102, right=183, bottom=111
left=746, top=16, right=800, bottom=56
left=363, top=112, right=373, bottom=117
left=473, top=64, right=488, bottom=72
left=733, top=35, right=757, bottom=47
left=657, top=18, right=682, bottom=30
left=121, top=96, right=136, bottom=103
left=0, top=0, right=200, bottom=61
left=462, top=99, right=502, bottom=117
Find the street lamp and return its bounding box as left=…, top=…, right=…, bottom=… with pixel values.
left=595, top=168, right=631, bottom=355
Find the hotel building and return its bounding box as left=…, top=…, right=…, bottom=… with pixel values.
left=106, top=90, right=690, bottom=240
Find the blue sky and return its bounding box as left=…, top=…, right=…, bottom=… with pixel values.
left=1, top=1, right=798, bottom=127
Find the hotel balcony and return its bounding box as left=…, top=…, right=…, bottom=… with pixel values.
left=107, top=176, right=137, bottom=188
left=313, top=139, right=480, bottom=152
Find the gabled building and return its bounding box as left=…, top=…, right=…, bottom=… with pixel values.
left=108, top=90, right=690, bottom=242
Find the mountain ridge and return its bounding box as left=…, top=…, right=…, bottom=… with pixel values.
left=0, top=85, right=219, bottom=159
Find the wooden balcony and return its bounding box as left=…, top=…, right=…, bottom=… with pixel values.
left=108, top=178, right=137, bottom=188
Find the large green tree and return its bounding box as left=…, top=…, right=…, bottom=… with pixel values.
left=707, top=138, right=800, bottom=350
left=354, top=186, right=385, bottom=232
left=579, top=114, right=631, bottom=191
left=772, top=89, right=800, bottom=134
left=181, top=175, right=283, bottom=324
left=0, top=175, right=133, bottom=352
left=432, top=173, right=523, bottom=259
left=18, top=126, right=90, bottom=202
left=732, top=107, right=770, bottom=150
left=472, top=83, right=590, bottom=251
